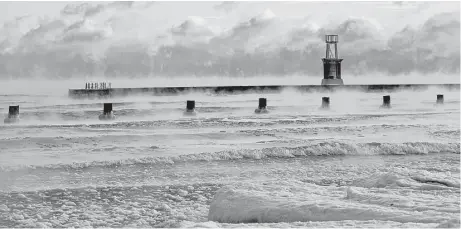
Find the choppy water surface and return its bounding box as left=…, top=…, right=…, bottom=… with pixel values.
left=0, top=87, right=459, bottom=228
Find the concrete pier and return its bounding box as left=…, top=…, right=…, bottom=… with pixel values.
left=68, top=84, right=460, bottom=99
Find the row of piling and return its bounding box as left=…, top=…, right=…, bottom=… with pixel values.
left=186, top=94, right=445, bottom=111
left=85, top=82, right=111, bottom=90
left=3, top=94, right=446, bottom=123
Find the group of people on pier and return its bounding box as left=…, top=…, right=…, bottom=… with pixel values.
left=85, top=82, right=111, bottom=90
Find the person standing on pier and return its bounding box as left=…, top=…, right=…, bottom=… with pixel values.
left=109, top=83, right=111, bottom=89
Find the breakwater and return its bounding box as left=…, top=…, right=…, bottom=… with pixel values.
left=68, top=84, right=460, bottom=98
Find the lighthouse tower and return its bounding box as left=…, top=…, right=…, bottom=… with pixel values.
left=321, top=35, right=344, bottom=85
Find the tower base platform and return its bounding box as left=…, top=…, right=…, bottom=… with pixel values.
left=321, top=79, right=344, bottom=86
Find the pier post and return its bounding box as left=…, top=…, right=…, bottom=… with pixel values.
left=103, top=103, right=112, bottom=114
left=187, top=100, right=195, bottom=111
left=381, top=95, right=391, bottom=108
left=321, top=97, right=330, bottom=109
left=9, top=105, right=19, bottom=117
left=4, top=105, right=20, bottom=123
left=184, top=100, right=197, bottom=115
left=259, top=98, right=267, bottom=109
left=99, top=103, right=116, bottom=120
left=436, top=94, right=444, bottom=104
left=255, top=98, right=268, bottom=114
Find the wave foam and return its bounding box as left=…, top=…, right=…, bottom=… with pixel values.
left=0, top=110, right=456, bottom=130
left=1, top=141, right=458, bottom=172
left=436, top=218, right=461, bottom=228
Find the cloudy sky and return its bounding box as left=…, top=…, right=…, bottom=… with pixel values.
left=0, top=1, right=459, bottom=79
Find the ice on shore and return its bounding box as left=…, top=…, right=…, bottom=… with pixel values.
left=208, top=179, right=458, bottom=225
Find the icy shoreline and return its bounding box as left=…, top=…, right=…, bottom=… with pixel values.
left=208, top=177, right=459, bottom=227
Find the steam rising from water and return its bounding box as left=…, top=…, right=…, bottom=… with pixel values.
left=0, top=80, right=458, bottom=127
left=0, top=73, right=459, bottom=97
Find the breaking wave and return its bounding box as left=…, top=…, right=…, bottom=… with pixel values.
left=0, top=111, right=458, bottom=130
left=1, top=141, right=458, bottom=172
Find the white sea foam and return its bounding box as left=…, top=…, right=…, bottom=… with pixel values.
left=179, top=220, right=456, bottom=228
left=436, top=218, right=461, bottom=228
